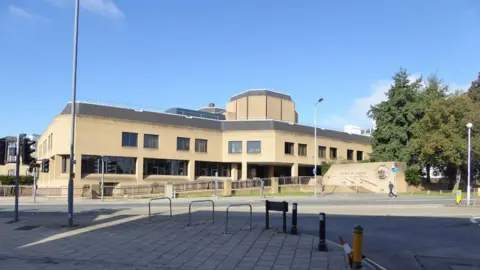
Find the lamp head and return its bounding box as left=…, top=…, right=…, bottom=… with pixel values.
left=467, top=123, right=473, bottom=129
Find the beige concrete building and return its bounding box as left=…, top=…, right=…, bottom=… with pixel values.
left=36, top=90, right=371, bottom=187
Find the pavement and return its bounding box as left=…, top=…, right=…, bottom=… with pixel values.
left=1, top=193, right=480, bottom=269
left=0, top=209, right=348, bottom=270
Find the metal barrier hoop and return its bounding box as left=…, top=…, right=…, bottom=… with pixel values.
left=188, top=200, right=215, bottom=226
left=148, top=197, right=172, bottom=222
left=225, top=203, right=252, bottom=234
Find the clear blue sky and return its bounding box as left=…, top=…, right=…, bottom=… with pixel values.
left=1, top=0, right=479, bottom=137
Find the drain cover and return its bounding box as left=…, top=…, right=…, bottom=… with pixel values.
left=14, top=226, right=39, bottom=231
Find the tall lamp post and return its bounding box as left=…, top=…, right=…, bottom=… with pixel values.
left=467, top=123, right=473, bottom=206
left=68, top=0, right=80, bottom=227
left=314, top=98, right=324, bottom=197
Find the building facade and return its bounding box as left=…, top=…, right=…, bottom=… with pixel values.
left=36, top=90, right=371, bottom=187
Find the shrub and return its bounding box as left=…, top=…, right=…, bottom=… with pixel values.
left=320, top=162, right=332, bottom=176
left=405, top=166, right=422, bottom=186
left=0, top=175, right=34, bottom=185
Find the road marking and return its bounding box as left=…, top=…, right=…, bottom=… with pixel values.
left=470, top=217, right=480, bottom=224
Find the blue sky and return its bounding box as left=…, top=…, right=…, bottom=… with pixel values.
left=1, top=0, right=479, bottom=137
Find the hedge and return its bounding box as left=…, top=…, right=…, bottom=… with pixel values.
left=0, top=175, right=34, bottom=185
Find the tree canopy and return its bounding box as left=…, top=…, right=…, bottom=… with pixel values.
left=369, top=69, right=480, bottom=186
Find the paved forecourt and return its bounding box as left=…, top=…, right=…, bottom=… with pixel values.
left=0, top=211, right=348, bottom=270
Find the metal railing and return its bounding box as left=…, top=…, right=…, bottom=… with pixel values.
left=173, top=181, right=224, bottom=192
left=225, top=203, right=252, bottom=234
left=0, top=186, right=88, bottom=197
left=148, top=197, right=172, bottom=222
left=188, top=200, right=215, bottom=226
left=232, top=178, right=271, bottom=189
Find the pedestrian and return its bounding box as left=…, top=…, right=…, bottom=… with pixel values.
left=260, top=179, right=265, bottom=198
left=388, top=182, right=397, bottom=197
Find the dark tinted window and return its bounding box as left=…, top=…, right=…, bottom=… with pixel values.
left=298, top=144, right=307, bottom=156
left=195, top=139, right=208, bottom=153
left=122, top=132, right=138, bottom=147
left=144, top=134, right=159, bottom=149
left=144, top=158, right=188, bottom=176
left=247, top=141, right=261, bottom=154
left=228, top=141, right=242, bottom=153
left=285, top=142, right=294, bottom=155
left=177, top=137, right=190, bottom=151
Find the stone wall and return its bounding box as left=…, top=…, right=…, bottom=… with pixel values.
left=322, top=162, right=408, bottom=193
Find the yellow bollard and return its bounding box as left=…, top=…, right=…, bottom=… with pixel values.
left=353, top=225, right=363, bottom=269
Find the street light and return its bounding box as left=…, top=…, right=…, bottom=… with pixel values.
left=68, top=0, right=80, bottom=226
left=314, top=98, right=324, bottom=197
left=467, top=122, right=473, bottom=206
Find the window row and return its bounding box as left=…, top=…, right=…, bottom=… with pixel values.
left=121, top=132, right=208, bottom=153
left=81, top=155, right=232, bottom=177
left=283, top=142, right=364, bottom=161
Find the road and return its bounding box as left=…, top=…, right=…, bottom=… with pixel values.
left=1, top=194, right=479, bottom=269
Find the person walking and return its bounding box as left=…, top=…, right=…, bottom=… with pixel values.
left=388, top=181, right=397, bottom=197
left=260, top=179, right=265, bottom=198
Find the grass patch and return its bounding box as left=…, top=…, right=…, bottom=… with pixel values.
left=400, top=191, right=454, bottom=196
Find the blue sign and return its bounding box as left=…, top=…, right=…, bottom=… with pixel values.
left=313, top=168, right=317, bottom=175
left=392, top=167, right=399, bottom=173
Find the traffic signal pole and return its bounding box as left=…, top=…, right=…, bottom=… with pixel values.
left=14, top=134, right=25, bottom=222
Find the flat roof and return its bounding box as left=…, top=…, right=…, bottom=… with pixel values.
left=230, top=89, right=292, bottom=102
left=60, top=102, right=370, bottom=144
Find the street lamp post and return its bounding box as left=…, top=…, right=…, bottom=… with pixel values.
left=314, top=98, right=324, bottom=197
left=467, top=123, right=473, bottom=206
left=68, top=0, right=80, bottom=227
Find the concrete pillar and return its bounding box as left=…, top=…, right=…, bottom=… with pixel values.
left=74, top=153, right=82, bottom=184
left=136, top=157, right=144, bottom=184
left=188, top=160, right=196, bottom=181
left=223, top=179, right=232, bottom=196
left=231, top=164, right=238, bottom=181
left=268, top=166, right=275, bottom=178
left=271, top=177, right=279, bottom=194
left=241, top=161, right=248, bottom=180
left=291, top=163, right=298, bottom=177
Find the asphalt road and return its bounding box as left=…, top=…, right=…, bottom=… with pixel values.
left=1, top=194, right=479, bottom=269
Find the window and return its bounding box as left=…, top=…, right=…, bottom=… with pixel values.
left=357, top=151, right=363, bottom=161
left=318, top=146, right=326, bottom=158
left=144, top=158, right=188, bottom=176
left=285, top=142, right=294, bottom=155
left=347, top=149, right=354, bottom=161
left=195, top=139, right=208, bottom=153
left=177, top=137, right=190, bottom=151
left=195, top=161, right=231, bottom=177
left=298, top=144, right=307, bottom=156
left=81, top=155, right=136, bottom=175
left=122, top=132, right=138, bottom=147
left=228, top=141, right=242, bottom=153
left=62, top=156, right=67, bottom=173
left=144, top=134, right=158, bottom=149
left=330, top=147, right=337, bottom=159
left=247, top=141, right=261, bottom=154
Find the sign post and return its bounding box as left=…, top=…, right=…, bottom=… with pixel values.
left=265, top=200, right=289, bottom=233
left=392, top=166, right=398, bottom=196
left=215, top=172, right=218, bottom=199
left=456, top=190, right=462, bottom=204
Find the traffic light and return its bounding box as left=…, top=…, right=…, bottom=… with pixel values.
left=21, top=138, right=36, bottom=165
left=42, top=159, right=50, bottom=173
left=0, top=138, right=5, bottom=165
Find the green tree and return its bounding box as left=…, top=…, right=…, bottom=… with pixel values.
left=409, top=75, right=448, bottom=180
left=468, top=72, right=480, bottom=103
left=368, top=69, right=422, bottom=163
left=410, top=94, right=480, bottom=188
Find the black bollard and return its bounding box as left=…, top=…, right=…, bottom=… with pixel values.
left=265, top=200, right=270, bottom=229
left=318, top=212, right=327, bottom=251
left=291, top=203, right=298, bottom=235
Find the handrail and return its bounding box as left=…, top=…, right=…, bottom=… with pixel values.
left=225, top=203, right=252, bottom=234
left=148, top=197, right=172, bottom=223
left=188, top=200, right=215, bottom=226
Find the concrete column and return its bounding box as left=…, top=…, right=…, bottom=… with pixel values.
left=291, top=163, right=298, bottom=177
left=241, top=161, right=248, bottom=180
left=271, top=177, right=279, bottom=194
left=136, top=157, right=144, bottom=184
left=74, top=153, right=82, bottom=184
left=223, top=179, right=232, bottom=196
left=268, top=166, right=275, bottom=178
left=231, top=164, right=238, bottom=181
left=188, top=160, right=196, bottom=181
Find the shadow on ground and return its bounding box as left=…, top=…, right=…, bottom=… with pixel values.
left=1, top=203, right=479, bottom=270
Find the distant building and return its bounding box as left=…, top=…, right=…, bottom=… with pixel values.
left=344, top=125, right=374, bottom=137
left=165, top=103, right=226, bottom=120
